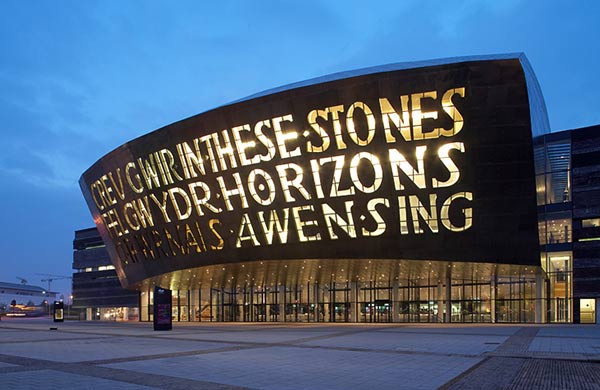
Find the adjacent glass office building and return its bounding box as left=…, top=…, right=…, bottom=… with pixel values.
left=78, top=54, right=600, bottom=323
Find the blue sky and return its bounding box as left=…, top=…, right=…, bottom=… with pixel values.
left=1, top=1, right=599, bottom=298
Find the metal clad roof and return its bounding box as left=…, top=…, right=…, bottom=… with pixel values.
left=0, top=282, right=46, bottom=294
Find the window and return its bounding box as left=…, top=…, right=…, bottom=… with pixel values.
left=582, top=218, right=600, bottom=228
left=539, top=211, right=572, bottom=244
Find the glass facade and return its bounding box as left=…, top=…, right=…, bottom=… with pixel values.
left=87, top=306, right=139, bottom=321
left=535, top=134, right=573, bottom=323
left=139, top=270, right=538, bottom=324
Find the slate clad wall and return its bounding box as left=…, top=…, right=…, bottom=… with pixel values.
left=571, top=125, right=600, bottom=299
left=72, top=228, right=139, bottom=309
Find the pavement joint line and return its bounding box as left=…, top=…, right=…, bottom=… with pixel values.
left=437, top=356, right=490, bottom=390
left=532, top=334, right=600, bottom=341
left=8, top=324, right=600, bottom=363
left=0, top=353, right=255, bottom=390
left=0, top=325, right=383, bottom=349
left=79, top=344, right=258, bottom=365
left=0, top=330, right=488, bottom=369
left=4, top=324, right=600, bottom=355
left=0, top=365, right=46, bottom=374
left=291, top=344, right=481, bottom=358
left=373, top=329, right=521, bottom=337
left=0, top=336, right=113, bottom=344
left=283, top=326, right=396, bottom=344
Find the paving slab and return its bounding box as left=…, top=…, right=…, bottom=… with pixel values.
left=105, top=345, right=481, bottom=390
left=529, top=337, right=600, bottom=356
left=0, top=369, right=156, bottom=389
left=153, top=330, right=337, bottom=344
left=0, top=336, right=238, bottom=363
left=1, top=319, right=599, bottom=390
left=377, top=325, right=522, bottom=336
left=299, top=330, right=507, bottom=356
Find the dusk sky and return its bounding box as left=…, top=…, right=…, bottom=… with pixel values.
left=1, top=1, right=599, bottom=299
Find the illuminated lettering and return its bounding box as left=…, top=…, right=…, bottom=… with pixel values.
left=361, top=198, right=389, bottom=237
left=125, top=162, right=144, bottom=194
left=176, top=141, right=206, bottom=179
left=379, top=96, right=411, bottom=143
left=138, top=233, right=156, bottom=259
left=322, top=201, right=356, bottom=239
left=409, top=194, right=439, bottom=234
left=137, top=154, right=161, bottom=189
left=84, top=82, right=475, bottom=267
left=149, top=191, right=171, bottom=223
left=236, top=213, right=260, bottom=247
left=90, top=182, right=105, bottom=211
left=433, top=142, right=465, bottom=188
left=231, top=124, right=256, bottom=166
left=349, top=152, right=383, bottom=194
left=194, top=221, right=208, bottom=252
left=248, top=168, right=276, bottom=206
left=258, top=209, right=289, bottom=245
left=123, top=202, right=141, bottom=231
left=306, top=109, right=331, bottom=153
left=411, top=91, right=439, bottom=140
left=253, top=119, right=277, bottom=162
left=198, top=134, right=218, bottom=173
left=273, top=115, right=300, bottom=159
left=389, top=146, right=427, bottom=190
left=152, top=229, right=170, bottom=258
left=168, top=187, right=192, bottom=221
left=217, top=172, right=249, bottom=211
left=188, top=181, right=222, bottom=216
left=276, top=163, right=311, bottom=202
left=292, top=205, right=321, bottom=242
left=346, top=101, right=376, bottom=146
left=208, top=219, right=225, bottom=250
left=398, top=196, right=409, bottom=235
left=184, top=223, right=203, bottom=253
left=164, top=227, right=185, bottom=255
left=311, top=155, right=355, bottom=199
left=328, top=105, right=346, bottom=150
left=441, top=192, right=473, bottom=232
left=212, top=130, right=238, bottom=171
left=159, top=148, right=184, bottom=184
left=134, top=197, right=154, bottom=228
left=108, top=169, right=126, bottom=201
left=440, top=87, right=465, bottom=137
left=102, top=208, right=129, bottom=238
left=94, top=175, right=118, bottom=209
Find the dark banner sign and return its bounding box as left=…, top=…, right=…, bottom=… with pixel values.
left=81, top=58, right=540, bottom=288
left=153, top=287, right=172, bottom=331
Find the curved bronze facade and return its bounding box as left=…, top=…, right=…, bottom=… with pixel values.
left=80, top=54, right=547, bottom=291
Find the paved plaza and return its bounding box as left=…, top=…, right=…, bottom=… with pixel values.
left=0, top=318, right=599, bottom=389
